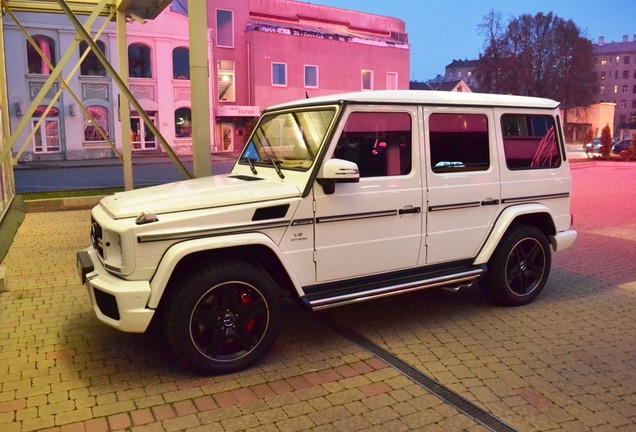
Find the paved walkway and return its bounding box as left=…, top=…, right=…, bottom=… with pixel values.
left=1, top=163, right=635, bottom=431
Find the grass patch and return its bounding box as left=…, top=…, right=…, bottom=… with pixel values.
left=21, top=188, right=123, bottom=201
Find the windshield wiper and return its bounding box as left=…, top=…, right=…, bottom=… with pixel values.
left=267, top=157, right=285, bottom=179
left=243, top=157, right=258, bottom=175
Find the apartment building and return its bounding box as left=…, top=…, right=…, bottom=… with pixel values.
left=3, top=0, right=409, bottom=162
left=592, top=35, right=636, bottom=132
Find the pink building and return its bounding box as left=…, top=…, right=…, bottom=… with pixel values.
left=210, top=0, right=410, bottom=151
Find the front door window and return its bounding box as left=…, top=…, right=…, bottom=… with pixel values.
left=32, top=106, right=60, bottom=153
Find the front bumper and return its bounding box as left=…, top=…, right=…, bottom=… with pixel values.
left=77, top=248, right=154, bottom=333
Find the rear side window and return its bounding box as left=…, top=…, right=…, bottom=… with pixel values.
left=501, top=114, right=561, bottom=169
left=429, top=113, right=490, bottom=173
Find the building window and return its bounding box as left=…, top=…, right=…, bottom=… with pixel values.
left=361, top=70, right=373, bottom=90
left=32, top=106, right=60, bottom=153
left=633, top=85, right=636, bottom=93
left=622, top=85, right=629, bottom=94
left=623, top=70, right=630, bottom=79
left=175, top=108, right=192, bottom=138
left=601, top=59, right=607, bottom=66
left=601, top=71, right=606, bottom=80
left=304, top=65, right=318, bottom=88
left=386, top=72, right=398, bottom=90
left=272, top=63, right=287, bottom=86
left=501, top=114, right=560, bottom=170
left=614, top=85, right=618, bottom=94
left=27, top=35, right=56, bottom=74
left=128, top=44, right=152, bottom=78
left=79, top=40, right=106, bottom=76
left=632, top=100, right=636, bottom=108
left=172, top=47, right=189, bottom=80
left=333, top=112, right=412, bottom=177
left=83, top=105, right=109, bottom=142
left=600, top=85, right=605, bottom=94
left=216, top=9, right=234, bottom=48
left=620, top=100, right=627, bottom=108
left=625, top=56, right=631, bottom=65
left=218, top=60, right=235, bottom=101
left=615, top=56, right=621, bottom=64
left=429, top=113, right=490, bottom=173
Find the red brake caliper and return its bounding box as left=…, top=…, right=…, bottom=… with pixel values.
left=240, top=291, right=256, bottom=332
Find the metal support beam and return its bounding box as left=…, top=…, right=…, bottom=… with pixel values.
left=188, top=0, right=212, bottom=177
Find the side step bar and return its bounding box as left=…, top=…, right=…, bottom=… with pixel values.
left=303, top=266, right=485, bottom=311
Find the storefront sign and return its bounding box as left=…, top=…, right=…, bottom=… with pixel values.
left=217, top=105, right=260, bottom=117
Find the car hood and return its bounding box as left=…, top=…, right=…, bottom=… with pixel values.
left=99, top=175, right=301, bottom=219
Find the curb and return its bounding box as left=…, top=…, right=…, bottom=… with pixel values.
left=24, top=196, right=104, bottom=213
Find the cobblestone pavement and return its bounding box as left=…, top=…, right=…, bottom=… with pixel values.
left=1, top=163, right=635, bottom=432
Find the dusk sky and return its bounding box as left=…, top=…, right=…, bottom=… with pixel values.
left=307, top=0, right=636, bottom=82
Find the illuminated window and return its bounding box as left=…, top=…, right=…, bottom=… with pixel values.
left=600, top=85, right=605, bottom=94
left=361, top=70, right=373, bottom=90
left=27, top=35, right=56, bottom=74
left=218, top=60, right=235, bottom=101
left=272, top=63, right=287, bottom=86
left=175, top=108, right=192, bottom=138
left=601, top=71, right=606, bottom=80
left=614, top=85, right=618, bottom=94
left=172, top=47, right=189, bottom=80
left=79, top=40, right=106, bottom=76
left=600, top=59, right=607, bottom=66
left=616, top=56, right=620, bottom=64
left=128, top=44, right=152, bottom=78
left=216, top=9, right=234, bottom=48
left=83, top=105, right=109, bottom=142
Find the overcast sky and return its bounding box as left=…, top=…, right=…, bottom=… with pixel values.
left=307, top=0, right=636, bottom=81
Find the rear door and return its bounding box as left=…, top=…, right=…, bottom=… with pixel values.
left=424, top=107, right=501, bottom=264
left=313, top=105, right=423, bottom=282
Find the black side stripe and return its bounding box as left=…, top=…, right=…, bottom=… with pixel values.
left=137, top=221, right=290, bottom=243
left=429, top=201, right=481, bottom=212
left=316, top=209, right=398, bottom=224
left=502, top=192, right=570, bottom=204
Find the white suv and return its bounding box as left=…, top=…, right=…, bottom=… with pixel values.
left=77, top=90, right=577, bottom=374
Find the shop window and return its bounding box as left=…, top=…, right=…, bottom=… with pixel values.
left=27, top=35, right=56, bottom=74
left=175, top=108, right=192, bottom=138
left=218, top=60, right=235, bottom=101
left=83, top=105, right=110, bottom=142
left=128, top=44, right=152, bottom=78
left=32, top=106, right=60, bottom=153
left=172, top=47, right=190, bottom=80
left=79, top=40, right=107, bottom=76
left=272, top=63, right=287, bottom=86
left=216, top=9, right=234, bottom=48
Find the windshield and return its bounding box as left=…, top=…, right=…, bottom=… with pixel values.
left=239, top=108, right=336, bottom=172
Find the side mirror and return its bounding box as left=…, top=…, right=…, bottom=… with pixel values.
left=316, top=158, right=360, bottom=194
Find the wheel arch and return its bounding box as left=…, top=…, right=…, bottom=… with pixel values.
left=147, top=234, right=303, bottom=309
left=474, top=204, right=556, bottom=265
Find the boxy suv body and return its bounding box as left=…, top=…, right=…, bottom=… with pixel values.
left=77, top=91, right=577, bottom=374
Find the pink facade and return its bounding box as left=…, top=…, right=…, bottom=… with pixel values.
left=210, top=0, right=410, bottom=150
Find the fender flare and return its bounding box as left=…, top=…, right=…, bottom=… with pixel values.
left=473, top=203, right=555, bottom=265
left=147, top=233, right=304, bottom=308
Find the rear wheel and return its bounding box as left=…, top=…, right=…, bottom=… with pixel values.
left=483, top=224, right=551, bottom=306
left=163, top=260, right=281, bottom=375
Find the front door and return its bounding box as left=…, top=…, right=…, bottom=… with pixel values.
left=313, top=106, right=423, bottom=282
left=131, top=113, right=157, bottom=150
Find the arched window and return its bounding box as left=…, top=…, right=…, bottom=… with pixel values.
left=80, top=40, right=107, bottom=76
left=173, top=47, right=190, bottom=80
left=128, top=44, right=152, bottom=78
left=32, top=106, right=60, bottom=153
left=175, top=108, right=192, bottom=138
left=84, top=106, right=110, bottom=142
left=27, top=35, right=56, bottom=74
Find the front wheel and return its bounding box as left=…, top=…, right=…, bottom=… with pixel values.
left=482, top=224, right=551, bottom=306
left=163, top=261, right=282, bottom=375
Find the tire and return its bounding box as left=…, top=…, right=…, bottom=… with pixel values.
left=163, top=260, right=282, bottom=375
left=482, top=224, right=551, bottom=306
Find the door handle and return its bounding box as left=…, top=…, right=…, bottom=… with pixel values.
left=481, top=199, right=500, bottom=206
left=398, top=206, right=421, bottom=215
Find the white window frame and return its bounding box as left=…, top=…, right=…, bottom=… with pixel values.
left=361, top=69, right=374, bottom=90
left=304, top=65, right=319, bottom=88
left=216, top=9, right=234, bottom=48
left=386, top=72, right=398, bottom=90
left=272, top=62, right=287, bottom=87
left=32, top=117, right=61, bottom=153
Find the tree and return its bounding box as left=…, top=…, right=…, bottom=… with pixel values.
left=476, top=11, right=595, bottom=112
left=600, top=124, right=612, bottom=158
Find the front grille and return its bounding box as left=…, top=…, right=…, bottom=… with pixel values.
left=90, top=217, right=104, bottom=258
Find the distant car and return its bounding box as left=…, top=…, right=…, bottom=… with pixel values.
left=584, top=137, right=602, bottom=154
left=612, top=138, right=634, bottom=154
